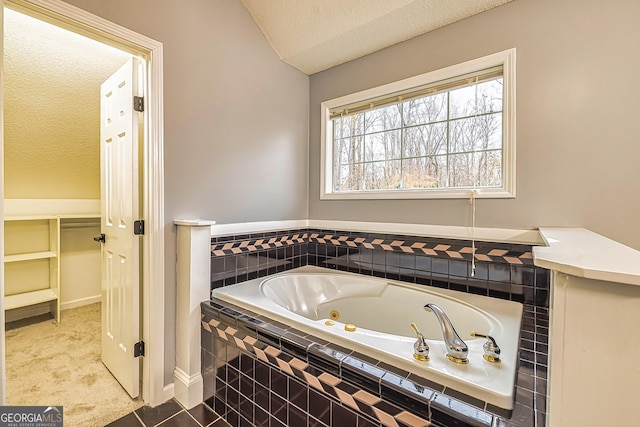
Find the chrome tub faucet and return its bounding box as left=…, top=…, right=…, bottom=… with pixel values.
left=424, top=303, right=469, bottom=364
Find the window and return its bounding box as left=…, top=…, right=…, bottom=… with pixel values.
left=320, top=49, right=516, bottom=199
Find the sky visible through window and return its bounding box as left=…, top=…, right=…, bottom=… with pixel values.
left=332, top=78, right=503, bottom=192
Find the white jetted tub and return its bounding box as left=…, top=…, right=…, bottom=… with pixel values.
left=211, top=266, right=523, bottom=409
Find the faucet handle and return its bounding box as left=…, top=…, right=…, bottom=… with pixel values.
left=410, top=323, right=421, bottom=335
left=410, top=323, right=430, bottom=362
left=470, top=332, right=501, bottom=363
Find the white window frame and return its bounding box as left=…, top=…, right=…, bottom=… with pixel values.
left=320, top=48, right=516, bottom=200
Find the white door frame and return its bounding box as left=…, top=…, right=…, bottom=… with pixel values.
left=0, top=0, right=167, bottom=406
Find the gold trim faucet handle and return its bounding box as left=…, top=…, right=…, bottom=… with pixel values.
left=410, top=323, right=420, bottom=335
left=470, top=331, right=501, bottom=363
left=410, top=323, right=429, bottom=362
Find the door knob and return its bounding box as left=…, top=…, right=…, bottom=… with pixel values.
left=93, top=234, right=106, bottom=243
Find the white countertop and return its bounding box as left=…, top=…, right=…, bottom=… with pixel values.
left=534, top=228, right=640, bottom=286
left=174, top=219, right=216, bottom=227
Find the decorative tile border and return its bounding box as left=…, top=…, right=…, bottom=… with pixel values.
left=202, top=299, right=548, bottom=427
left=211, top=229, right=534, bottom=266
left=307, top=232, right=533, bottom=266
left=211, top=233, right=308, bottom=257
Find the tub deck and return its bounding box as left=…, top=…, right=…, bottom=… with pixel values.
left=211, top=266, right=523, bottom=410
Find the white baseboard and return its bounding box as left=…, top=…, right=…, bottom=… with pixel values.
left=61, top=295, right=101, bottom=311
left=173, top=368, right=203, bottom=410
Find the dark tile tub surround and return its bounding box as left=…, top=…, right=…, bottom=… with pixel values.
left=210, top=230, right=308, bottom=289
left=207, top=228, right=550, bottom=427
left=210, top=229, right=549, bottom=309
left=202, top=300, right=547, bottom=427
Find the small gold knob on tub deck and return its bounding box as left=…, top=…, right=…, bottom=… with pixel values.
left=470, top=331, right=501, bottom=363
left=344, top=323, right=356, bottom=332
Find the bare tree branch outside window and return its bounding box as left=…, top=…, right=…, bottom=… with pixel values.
left=332, top=78, right=503, bottom=192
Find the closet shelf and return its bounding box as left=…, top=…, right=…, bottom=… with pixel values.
left=4, top=216, right=61, bottom=321
left=5, top=215, right=58, bottom=221
left=5, top=289, right=58, bottom=311
left=5, top=251, right=57, bottom=263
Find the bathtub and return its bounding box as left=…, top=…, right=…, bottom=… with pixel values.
left=211, top=266, right=523, bottom=410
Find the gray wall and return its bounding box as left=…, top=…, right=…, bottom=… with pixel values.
left=309, top=0, right=640, bottom=251
left=56, top=0, right=640, bottom=394
left=61, top=0, right=309, bottom=385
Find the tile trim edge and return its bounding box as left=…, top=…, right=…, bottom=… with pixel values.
left=208, top=219, right=543, bottom=245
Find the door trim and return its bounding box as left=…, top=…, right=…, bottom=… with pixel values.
left=0, top=0, right=168, bottom=406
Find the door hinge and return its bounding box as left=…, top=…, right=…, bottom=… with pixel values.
left=133, top=96, right=144, bottom=112
left=134, top=220, right=145, bottom=235
left=134, top=341, right=145, bottom=357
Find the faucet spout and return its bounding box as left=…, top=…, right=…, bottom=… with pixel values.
left=424, top=303, right=469, bottom=364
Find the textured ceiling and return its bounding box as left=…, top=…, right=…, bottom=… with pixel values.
left=4, top=8, right=131, bottom=199
left=241, top=0, right=513, bottom=74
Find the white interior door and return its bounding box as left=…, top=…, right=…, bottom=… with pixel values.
left=99, top=57, right=141, bottom=398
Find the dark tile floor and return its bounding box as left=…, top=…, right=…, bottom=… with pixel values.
left=106, top=399, right=230, bottom=427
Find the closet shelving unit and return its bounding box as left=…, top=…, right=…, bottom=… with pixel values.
left=4, top=215, right=61, bottom=322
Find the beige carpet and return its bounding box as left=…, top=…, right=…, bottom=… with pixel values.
left=5, top=303, right=144, bottom=426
